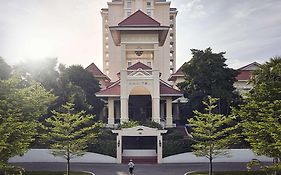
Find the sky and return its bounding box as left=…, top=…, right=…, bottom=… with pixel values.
left=1, top=0, right=281, bottom=70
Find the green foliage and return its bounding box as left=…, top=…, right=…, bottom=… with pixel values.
left=163, top=129, right=194, bottom=157
left=0, top=163, right=25, bottom=175
left=119, top=120, right=162, bottom=129
left=178, top=48, right=240, bottom=117
left=188, top=96, right=238, bottom=175
left=0, top=75, right=56, bottom=171
left=88, top=129, right=116, bottom=157
left=56, top=65, right=103, bottom=116
left=119, top=121, right=140, bottom=128
left=15, top=59, right=103, bottom=118
left=25, top=172, right=90, bottom=175
left=41, top=102, right=103, bottom=175
left=0, top=57, right=11, bottom=80
left=189, top=171, right=270, bottom=175
left=15, top=58, right=59, bottom=90
left=237, top=57, right=281, bottom=171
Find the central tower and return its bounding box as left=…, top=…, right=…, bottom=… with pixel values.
left=101, top=0, right=177, bottom=82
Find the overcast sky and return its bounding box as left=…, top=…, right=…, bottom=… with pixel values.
left=1, top=0, right=281, bottom=70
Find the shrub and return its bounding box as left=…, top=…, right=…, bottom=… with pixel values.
left=87, top=129, right=116, bottom=157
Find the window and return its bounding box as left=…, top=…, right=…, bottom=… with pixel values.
left=128, top=61, right=132, bottom=67
left=147, top=11, right=151, bottom=16
left=105, top=44, right=109, bottom=49
left=105, top=53, right=109, bottom=57
left=106, top=61, right=109, bottom=66
left=147, top=1, right=151, bottom=7
left=126, top=10, right=131, bottom=17
left=147, top=61, right=152, bottom=67
left=170, top=61, right=173, bottom=66
left=105, top=36, right=109, bottom=40
left=170, top=15, right=174, bottom=20
left=106, top=70, right=109, bottom=75
left=126, top=0, right=131, bottom=8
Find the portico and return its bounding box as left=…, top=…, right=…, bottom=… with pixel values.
left=112, top=126, right=167, bottom=164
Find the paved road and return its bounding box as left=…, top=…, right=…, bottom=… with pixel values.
left=12, top=162, right=272, bottom=175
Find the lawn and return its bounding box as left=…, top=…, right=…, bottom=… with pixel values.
left=25, top=172, right=90, bottom=175
left=189, top=171, right=267, bottom=175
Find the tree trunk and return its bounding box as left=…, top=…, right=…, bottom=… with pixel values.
left=209, top=158, right=213, bottom=175
left=67, top=157, right=70, bottom=175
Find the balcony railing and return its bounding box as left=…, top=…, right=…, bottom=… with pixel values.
left=127, top=69, right=153, bottom=78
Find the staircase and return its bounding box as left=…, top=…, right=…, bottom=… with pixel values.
left=122, top=149, right=157, bottom=164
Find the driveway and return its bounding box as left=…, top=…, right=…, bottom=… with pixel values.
left=12, top=162, right=272, bottom=175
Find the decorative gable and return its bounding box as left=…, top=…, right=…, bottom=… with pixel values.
left=118, top=10, right=160, bottom=26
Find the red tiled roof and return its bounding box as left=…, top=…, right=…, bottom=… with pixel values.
left=235, top=62, right=260, bottom=81
left=236, top=70, right=252, bottom=81
left=117, top=62, right=152, bottom=75
left=238, top=62, right=260, bottom=71
left=168, top=63, right=185, bottom=81
left=96, top=81, right=120, bottom=97
left=86, top=63, right=110, bottom=81
left=118, top=10, right=160, bottom=26
left=160, top=81, right=182, bottom=96
left=96, top=80, right=182, bottom=97
left=128, top=62, right=152, bottom=70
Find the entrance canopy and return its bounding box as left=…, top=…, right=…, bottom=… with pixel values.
left=112, top=126, right=167, bottom=164
left=112, top=125, right=167, bottom=136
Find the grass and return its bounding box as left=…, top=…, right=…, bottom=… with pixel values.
left=189, top=171, right=267, bottom=175
left=25, top=172, right=90, bottom=175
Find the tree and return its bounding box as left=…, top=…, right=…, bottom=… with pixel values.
left=0, top=75, right=56, bottom=172
left=238, top=57, right=281, bottom=174
left=58, top=65, right=103, bottom=116
left=188, top=96, right=238, bottom=175
left=42, top=103, right=102, bottom=175
left=0, top=57, right=11, bottom=80
left=178, top=48, right=239, bottom=116
left=15, top=58, right=59, bottom=91
left=15, top=59, right=103, bottom=118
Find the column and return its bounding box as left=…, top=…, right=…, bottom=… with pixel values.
left=120, top=44, right=128, bottom=124
left=108, top=98, right=115, bottom=126
left=157, top=135, right=163, bottom=164
left=116, top=135, right=122, bottom=164
left=152, top=97, right=160, bottom=123
left=120, top=98, right=129, bottom=123
left=166, top=97, right=173, bottom=128
left=152, top=43, right=160, bottom=123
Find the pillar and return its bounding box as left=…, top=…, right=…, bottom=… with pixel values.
left=120, top=98, right=129, bottom=123
left=116, top=135, right=122, bottom=164
left=108, top=98, right=115, bottom=126
left=166, top=97, right=173, bottom=128
left=157, top=135, right=163, bottom=163
left=152, top=97, right=160, bottom=123
left=120, top=44, right=128, bottom=124
left=152, top=43, right=160, bottom=123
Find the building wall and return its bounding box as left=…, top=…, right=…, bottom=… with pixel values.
left=101, top=0, right=177, bottom=82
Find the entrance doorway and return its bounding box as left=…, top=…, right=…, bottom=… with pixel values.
left=129, top=95, right=152, bottom=121
left=122, top=136, right=157, bottom=164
